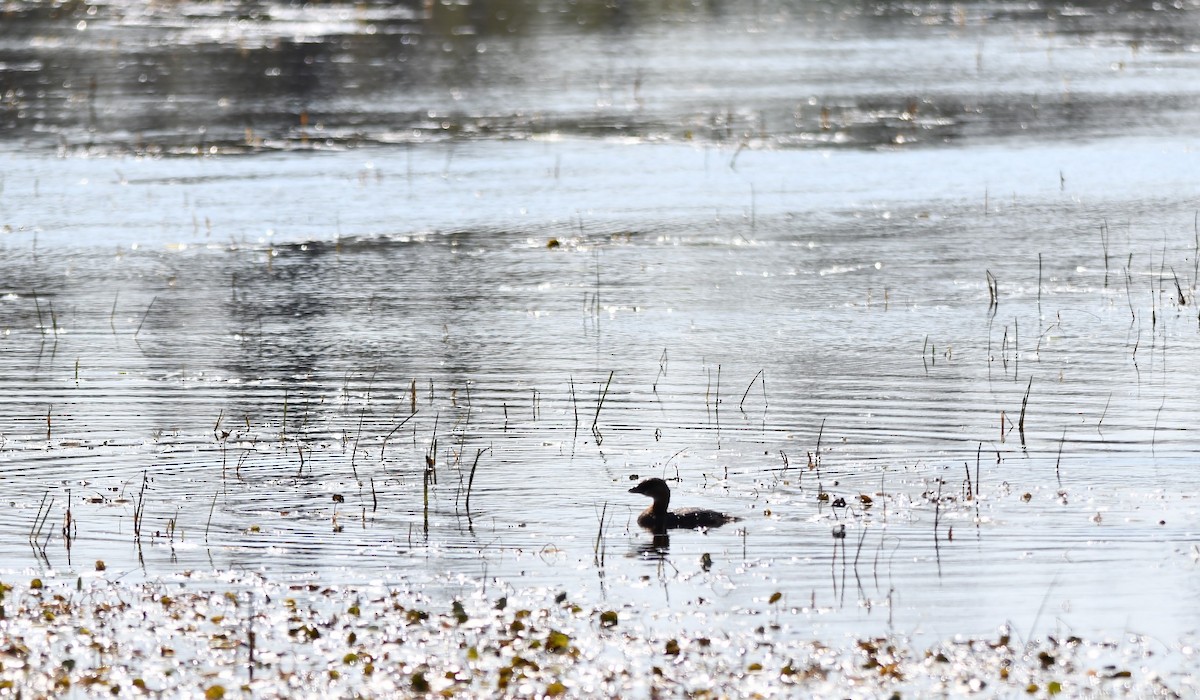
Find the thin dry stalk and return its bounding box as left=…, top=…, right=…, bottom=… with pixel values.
left=1194, top=211, right=1199, bottom=292
left=569, top=376, right=580, bottom=444
left=1055, top=429, right=1066, bottom=486
left=60, top=489, right=73, bottom=549
left=975, top=443, right=982, bottom=497
left=714, top=364, right=722, bottom=434
left=1171, top=266, right=1186, bottom=306
left=423, top=467, right=432, bottom=535
left=29, top=491, right=53, bottom=544
left=31, top=289, right=45, bottom=336
left=134, top=295, right=157, bottom=338
left=1100, top=219, right=1111, bottom=288
left=811, top=418, right=826, bottom=473
left=591, top=371, right=614, bottom=444
left=594, top=501, right=609, bottom=568
left=739, top=369, right=766, bottom=411
left=380, top=411, right=417, bottom=460
left=1018, top=377, right=1032, bottom=448
left=933, top=475, right=944, bottom=539
left=1098, top=392, right=1111, bottom=431
left=205, top=491, right=218, bottom=542
left=653, top=348, right=668, bottom=394
left=133, top=472, right=148, bottom=541
left=464, top=446, right=489, bottom=519
left=109, top=291, right=119, bottom=334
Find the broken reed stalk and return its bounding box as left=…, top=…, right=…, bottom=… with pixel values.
left=739, top=369, right=766, bottom=410
left=705, top=367, right=712, bottom=416
left=464, top=447, right=488, bottom=519
left=379, top=411, right=417, bottom=460
left=45, top=404, right=52, bottom=441
left=1098, top=392, right=1111, bottom=430
left=1124, top=262, right=1135, bottom=321
left=31, top=289, right=45, bottom=336
left=1100, top=219, right=1111, bottom=289
left=1013, top=318, right=1019, bottom=378
left=1152, top=394, right=1166, bottom=455
left=569, top=376, right=579, bottom=444
left=1055, top=429, right=1066, bottom=486
left=812, top=417, right=826, bottom=473
left=350, top=374, right=376, bottom=480
left=61, top=494, right=74, bottom=549
left=458, top=384, right=475, bottom=464
left=426, top=412, right=439, bottom=474
left=214, top=409, right=229, bottom=477
left=714, top=364, right=721, bottom=431
left=591, top=370, right=614, bottom=444
left=1191, top=211, right=1200, bottom=294
left=1170, top=266, right=1186, bottom=306
left=1018, top=377, right=1032, bottom=448
left=853, top=525, right=868, bottom=573
left=985, top=270, right=998, bottom=310
left=975, top=443, right=982, bottom=497
left=29, top=491, right=52, bottom=544
left=594, top=501, right=609, bottom=568
left=424, top=414, right=439, bottom=534
left=133, top=472, right=148, bottom=541
left=653, top=348, right=668, bottom=394
left=281, top=389, right=288, bottom=447
left=423, top=466, right=431, bottom=534
left=933, top=475, right=943, bottom=540
left=133, top=295, right=157, bottom=338
left=205, top=491, right=218, bottom=542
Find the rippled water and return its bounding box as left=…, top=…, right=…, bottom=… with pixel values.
left=3, top=0, right=1200, bottom=655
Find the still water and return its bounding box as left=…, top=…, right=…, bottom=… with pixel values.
left=3, top=0, right=1200, bottom=657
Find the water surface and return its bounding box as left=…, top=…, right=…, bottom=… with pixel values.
left=3, top=0, right=1200, bottom=660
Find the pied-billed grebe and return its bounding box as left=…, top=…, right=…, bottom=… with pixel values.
left=629, top=478, right=739, bottom=534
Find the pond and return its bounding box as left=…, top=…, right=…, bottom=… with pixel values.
left=2, top=0, right=1200, bottom=694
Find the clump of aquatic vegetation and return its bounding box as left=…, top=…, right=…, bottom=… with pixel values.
left=0, top=574, right=1191, bottom=697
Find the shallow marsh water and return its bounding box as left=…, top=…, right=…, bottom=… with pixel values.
left=3, top=0, right=1200, bottom=694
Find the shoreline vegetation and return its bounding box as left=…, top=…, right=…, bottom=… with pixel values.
left=0, top=575, right=1191, bottom=698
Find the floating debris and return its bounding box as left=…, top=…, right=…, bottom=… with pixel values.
left=0, top=575, right=1193, bottom=698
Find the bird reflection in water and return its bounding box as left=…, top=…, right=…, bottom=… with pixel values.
left=635, top=533, right=672, bottom=560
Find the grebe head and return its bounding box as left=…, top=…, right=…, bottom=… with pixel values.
left=629, top=478, right=671, bottom=500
